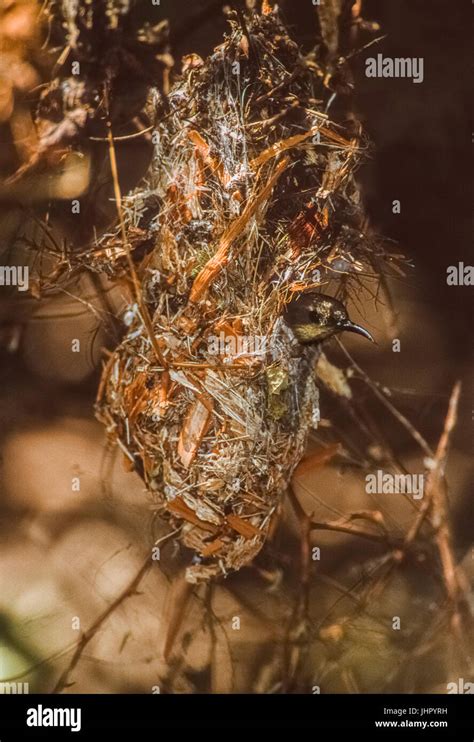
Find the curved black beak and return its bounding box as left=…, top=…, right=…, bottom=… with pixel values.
left=340, top=320, right=375, bottom=343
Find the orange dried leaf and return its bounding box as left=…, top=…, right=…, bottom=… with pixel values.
left=201, top=538, right=225, bottom=557
left=288, top=202, right=327, bottom=255
left=318, top=125, right=353, bottom=147
left=122, top=453, right=135, bottom=472
left=226, top=514, right=262, bottom=539
left=167, top=496, right=219, bottom=533
left=188, top=129, right=230, bottom=186
left=178, top=396, right=213, bottom=468
left=159, top=370, right=170, bottom=404
left=288, top=280, right=322, bottom=293
left=250, top=126, right=319, bottom=168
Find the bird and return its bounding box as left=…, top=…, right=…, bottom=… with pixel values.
left=283, top=292, right=375, bottom=345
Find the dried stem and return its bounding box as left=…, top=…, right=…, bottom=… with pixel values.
left=52, top=554, right=153, bottom=693
left=310, top=517, right=395, bottom=545
left=281, top=484, right=315, bottom=691
left=105, top=92, right=167, bottom=369
left=337, top=339, right=434, bottom=458
left=424, top=382, right=470, bottom=640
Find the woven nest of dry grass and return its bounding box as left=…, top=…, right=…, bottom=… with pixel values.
left=96, top=8, right=386, bottom=583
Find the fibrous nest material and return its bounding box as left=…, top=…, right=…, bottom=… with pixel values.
left=97, top=8, right=382, bottom=583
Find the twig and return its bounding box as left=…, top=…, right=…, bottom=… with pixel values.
left=367, top=382, right=470, bottom=650
left=52, top=553, right=153, bottom=693
left=205, top=583, right=219, bottom=693
left=105, top=88, right=167, bottom=369
left=281, top=484, right=316, bottom=692
left=425, top=383, right=469, bottom=630
left=309, top=517, right=395, bottom=545
left=336, top=339, right=434, bottom=458
left=403, top=382, right=462, bottom=558
left=162, top=575, right=195, bottom=661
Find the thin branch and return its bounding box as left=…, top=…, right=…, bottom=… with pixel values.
left=336, top=339, right=434, bottom=458
left=309, top=517, right=395, bottom=545
left=425, top=383, right=469, bottom=619
left=105, top=88, right=168, bottom=369
left=52, top=553, right=153, bottom=693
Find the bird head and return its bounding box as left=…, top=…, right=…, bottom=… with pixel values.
left=283, top=292, right=374, bottom=345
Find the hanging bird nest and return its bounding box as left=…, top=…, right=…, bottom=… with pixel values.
left=96, top=8, right=387, bottom=583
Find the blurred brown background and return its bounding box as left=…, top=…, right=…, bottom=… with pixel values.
left=0, top=0, right=472, bottom=693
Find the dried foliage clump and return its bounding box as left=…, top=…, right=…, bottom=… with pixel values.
left=97, top=8, right=384, bottom=583
left=0, top=0, right=171, bottom=251
left=26, top=0, right=170, bottom=174
left=1, top=2, right=471, bottom=697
